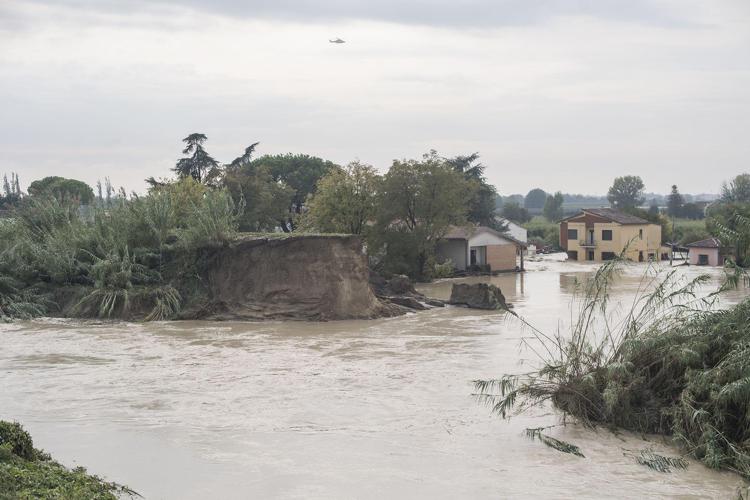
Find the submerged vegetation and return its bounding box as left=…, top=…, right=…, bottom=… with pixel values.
left=475, top=256, right=750, bottom=478
left=0, top=420, right=135, bottom=499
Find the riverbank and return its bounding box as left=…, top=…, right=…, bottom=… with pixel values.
left=475, top=258, right=750, bottom=481
left=0, top=420, right=134, bottom=499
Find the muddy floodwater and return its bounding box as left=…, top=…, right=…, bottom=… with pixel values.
left=2, top=259, right=749, bottom=499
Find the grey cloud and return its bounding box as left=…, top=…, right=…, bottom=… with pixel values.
left=13, top=0, right=695, bottom=28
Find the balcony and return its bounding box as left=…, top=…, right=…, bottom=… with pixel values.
left=579, top=239, right=596, bottom=248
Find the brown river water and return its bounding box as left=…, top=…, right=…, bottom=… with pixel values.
left=2, top=257, right=749, bottom=499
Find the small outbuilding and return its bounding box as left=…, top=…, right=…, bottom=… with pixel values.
left=686, top=237, right=724, bottom=266
left=437, top=226, right=526, bottom=272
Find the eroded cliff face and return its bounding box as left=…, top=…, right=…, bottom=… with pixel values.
left=198, top=235, right=399, bottom=321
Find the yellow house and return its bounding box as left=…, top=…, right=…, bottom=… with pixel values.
left=559, top=208, right=662, bottom=262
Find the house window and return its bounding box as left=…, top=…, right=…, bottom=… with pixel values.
left=648, top=253, right=655, bottom=261
left=567, top=229, right=578, bottom=240
left=601, top=252, right=616, bottom=261
left=567, top=250, right=578, bottom=261
left=698, top=254, right=709, bottom=265
left=602, top=230, right=613, bottom=241
left=639, top=229, right=643, bottom=239
left=587, top=250, right=594, bottom=261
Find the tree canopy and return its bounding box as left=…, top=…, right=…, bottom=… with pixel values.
left=524, top=188, right=547, bottom=210
left=721, top=173, right=750, bottom=204
left=501, top=201, right=530, bottom=224
left=173, top=133, right=220, bottom=184
left=667, top=185, right=684, bottom=217
left=543, top=192, right=564, bottom=221
left=374, top=151, right=471, bottom=279
left=302, top=161, right=380, bottom=235
left=27, top=176, right=94, bottom=205
left=248, top=154, right=337, bottom=232
left=445, top=153, right=503, bottom=230
left=607, top=176, right=645, bottom=209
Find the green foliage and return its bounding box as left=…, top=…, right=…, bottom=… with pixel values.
left=0, top=420, right=136, bottom=499
left=249, top=153, right=337, bottom=232
left=28, top=176, right=95, bottom=205
left=501, top=201, right=531, bottom=224
left=0, top=172, right=23, bottom=209
left=625, top=448, right=688, bottom=473
left=721, top=173, right=750, bottom=203
left=542, top=192, right=564, bottom=222
left=523, top=216, right=559, bottom=249
left=524, top=188, right=547, bottom=210
left=373, top=151, right=471, bottom=279
left=301, top=161, right=381, bottom=235
left=0, top=177, right=242, bottom=321
left=671, top=218, right=710, bottom=245
left=667, top=185, right=684, bottom=217
left=445, top=153, right=501, bottom=229
left=524, top=427, right=585, bottom=458
left=475, top=256, right=750, bottom=479
left=173, top=133, right=220, bottom=184
left=608, top=175, right=645, bottom=209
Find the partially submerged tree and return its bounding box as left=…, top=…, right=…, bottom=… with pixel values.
left=374, top=151, right=471, bottom=279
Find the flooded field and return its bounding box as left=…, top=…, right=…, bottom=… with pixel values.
left=2, top=258, right=748, bottom=499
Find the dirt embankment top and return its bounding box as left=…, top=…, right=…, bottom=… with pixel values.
left=196, top=234, right=401, bottom=321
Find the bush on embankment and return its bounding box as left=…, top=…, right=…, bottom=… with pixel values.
left=476, top=258, right=750, bottom=478
left=0, top=420, right=135, bottom=499
left=0, top=179, right=239, bottom=322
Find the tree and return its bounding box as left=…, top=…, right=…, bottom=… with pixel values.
left=173, top=133, right=220, bottom=184
left=607, top=176, right=645, bottom=209
left=500, top=201, right=530, bottom=224
left=721, top=173, right=750, bottom=203
left=27, top=176, right=94, bottom=205
left=223, top=164, right=293, bottom=232
left=542, top=192, right=564, bottom=221
left=249, top=154, right=337, bottom=232
left=524, top=188, right=547, bottom=210
left=374, top=151, right=471, bottom=279
left=302, top=161, right=381, bottom=235
left=445, top=153, right=501, bottom=229
left=667, top=185, right=684, bottom=217
left=0, top=173, right=23, bottom=209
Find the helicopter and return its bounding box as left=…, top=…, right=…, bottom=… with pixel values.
left=329, top=38, right=345, bottom=44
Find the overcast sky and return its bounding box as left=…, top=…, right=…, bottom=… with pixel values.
left=2, top=0, right=749, bottom=196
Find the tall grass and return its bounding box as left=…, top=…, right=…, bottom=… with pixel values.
left=0, top=182, right=240, bottom=321
left=475, top=255, right=750, bottom=478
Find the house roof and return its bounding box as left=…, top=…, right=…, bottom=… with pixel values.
left=561, top=207, right=651, bottom=225
left=685, top=237, right=722, bottom=249
left=443, top=225, right=527, bottom=247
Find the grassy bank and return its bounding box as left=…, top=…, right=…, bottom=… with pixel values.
left=476, top=259, right=750, bottom=478
left=0, top=421, right=135, bottom=499
left=0, top=180, right=240, bottom=322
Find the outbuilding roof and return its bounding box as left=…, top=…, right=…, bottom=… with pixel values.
left=685, top=237, right=722, bottom=249
left=564, top=208, right=651, bottom=225
left=443, top=225, right=527, bottom=247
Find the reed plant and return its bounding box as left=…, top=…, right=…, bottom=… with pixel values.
left=475, top=254, right=750, bottom=477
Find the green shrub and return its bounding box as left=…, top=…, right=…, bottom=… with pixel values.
left=476, top=257, right=750, bottom=478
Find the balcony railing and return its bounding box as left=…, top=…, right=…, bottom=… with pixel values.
left=579, top=239, right=596, bottom=247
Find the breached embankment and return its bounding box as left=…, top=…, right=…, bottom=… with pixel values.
left=191, top=234, right=403, bottom=321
